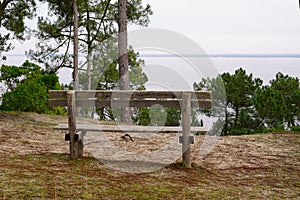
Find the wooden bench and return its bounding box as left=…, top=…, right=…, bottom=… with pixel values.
left=49, top=90, right=212, bottom=167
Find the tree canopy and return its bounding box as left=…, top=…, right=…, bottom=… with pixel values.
left=0, top=61, right=61, bottom=113
left=0, top=0, right=36, bottom=55
left=194, top=68, right=300, bottom=135
left=28, top=0, right=152, bottom=73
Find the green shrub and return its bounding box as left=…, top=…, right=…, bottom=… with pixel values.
left=229, top=128, right=255, bottom=136
left=290, top=126, right=300, bottom=132
left=0, top=61, right=62, bottom=114
left=1, top=79, right=48, bottom=113
left=263, top=124, right=285, bottom=133
left=45, top=107, right=67, bottom=115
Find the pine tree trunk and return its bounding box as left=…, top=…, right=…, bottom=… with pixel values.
left=87, top=50, right=92, bottom=90
left=73, top=0, right=79, bottom=91
left=118, top=0, right=131, bottom=123
left=224, top=104, right=229, bottom=135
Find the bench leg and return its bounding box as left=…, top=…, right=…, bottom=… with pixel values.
left=69, top=131, right=85, bottom=158
left=78, top=131, right=86, bottom=157
left=68, top=91, right=78, bottom=159
left=182, top=92, right=191, bottom=168
left=69, top=136, right=78, bottom=159
left=78, top=140, right=83, bottom=157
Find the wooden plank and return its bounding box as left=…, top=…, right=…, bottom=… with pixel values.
left=193, top=91, right=211, bottom=99
left=76, top=90, right=179, bottom=99
left=49, top=90, right=67, bottom=99
left=126, top=90, right=211, bottom=99
left=49, top=99, right=68, bottom=107
left=129, top=91, right=184, bottom=99
left=49, top=99, right=211, bottom=109
left=49, top=90, right=211, bottom=100
left=83, top=99, right=181, bottom=108
left=75, top=90, right=211, bottom=100
left=54, top=124, right=208, bottom=134
left=182, top=92, right=191, bottom=168
left=191, top=100, right=212, bottom=108
left=49, top=91, right=211, bottom=108
left=76, top=91, right=112, bottom=99
left=78, top=99, right=211, bottom=108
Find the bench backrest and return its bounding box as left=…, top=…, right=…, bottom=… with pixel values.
left=49, top=90, right=212, bottom=109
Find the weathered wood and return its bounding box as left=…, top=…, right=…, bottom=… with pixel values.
left=49, top=99, right=68, bottom=107
left=49, top=90, right=212, bottom=109
left=49, top=99, right=212, bottom=108
left=80, top=99, right=182, bottom=108
left=50, top=90, right=211, bottom=100
left=179, top=135, right=194, bottom=144
left=48, top=90, right=67, bottom=99
left=54, top=124, right=208, bottom=134
left=94, top=99, right=211, bottom=108
left=77, top=131, right=85, bottom=157
left=67, top=91, right=78, bottom=159
left=182, top=92, right=192, bottom=168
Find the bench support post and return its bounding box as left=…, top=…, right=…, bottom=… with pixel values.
left=78, top=131, right=86, bottom=157
left=182, top=92, right=191, bottom=168
left=67, top=91, right=80, bottom=158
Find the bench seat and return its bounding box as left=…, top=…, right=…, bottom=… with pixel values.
left=54, top=124, right=208, bottom=134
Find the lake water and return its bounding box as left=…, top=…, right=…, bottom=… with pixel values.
left=212, top=57, right=299, bottom=85
left=139, top=55, right=300, bottom=90
left=1, top=54, right=299, bottom=87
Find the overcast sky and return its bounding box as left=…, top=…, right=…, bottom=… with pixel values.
left=3, top=0, right=300, bottom=86
left=131, top=0, right=300, bottom=88
left=138, top=0, right=300, bottom=54
left=7, top=0, right=300, bottom=58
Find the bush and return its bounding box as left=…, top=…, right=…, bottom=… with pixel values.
left=229, top=128, right=255, bottom=136
left=46, top=107, right=67, bottom=115
left=263, top=124, right=285, bottom=133
left=1, top=79, right=48, bottom=113
left=290, top=126, right=300, bottom=132
left=0, top=61, right=62, bottom=114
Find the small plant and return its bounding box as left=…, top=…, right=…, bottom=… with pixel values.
left=263, top=124, right=285, bottom=133
left=290, top=126, right=300, bottom=132
left=229, top=128, right=255, bottom=136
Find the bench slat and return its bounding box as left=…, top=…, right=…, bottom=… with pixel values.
left=54, top=124, right=208, bottom=133
left=49, top=99, right=212, bottom=108
left=49, top=99, right=68, bottom=107
left=49, top=90, right=67, bottom=99
left=49, top=90, right=211, bottom=100
left=76, top=90, right=211, bottom=99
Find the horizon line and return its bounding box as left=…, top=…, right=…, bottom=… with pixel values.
left=139, top=53, right=300, bottom=58
left=2, top=53, right=300, bottom=58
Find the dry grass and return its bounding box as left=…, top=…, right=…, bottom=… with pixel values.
left=0, top=111, right=299, bottom=199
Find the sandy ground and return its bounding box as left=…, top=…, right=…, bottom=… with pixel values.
left=0, top=112, right=299, bottom=172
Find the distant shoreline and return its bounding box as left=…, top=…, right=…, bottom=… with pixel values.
left=2, top=53, right=300, bottom=59
left=139, top=54, right=300, bottom=58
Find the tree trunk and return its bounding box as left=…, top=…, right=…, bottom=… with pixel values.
left=73, top=0, right=79, bottom=91
left=87, top=50, right=96, bottom=119
left=234, top=106, right=239, bottom=129
left=224, top=104, right=229, bottom=135
left=87, top=50, right=92, bottom=90
left=118, top=0, right=131, bottom=123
